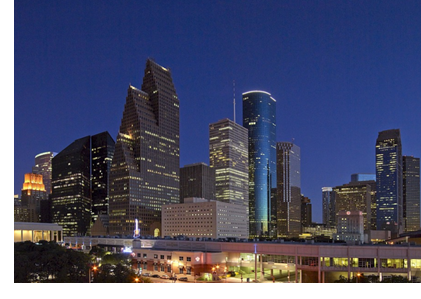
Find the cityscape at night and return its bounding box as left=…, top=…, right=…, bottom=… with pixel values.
left=11, top=0, right=421, bottom=288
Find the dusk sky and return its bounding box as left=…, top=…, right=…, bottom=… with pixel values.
left=14, top=0, right=421, bottom=223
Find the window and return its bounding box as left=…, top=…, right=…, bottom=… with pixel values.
left=161, top=255, right=164, bottom=259
left=143, top=253, right=147, bottom=258
left=179, top=256, right=184, bottom=261
left=167, top=256, right=171, bottom=260
left=154, top=254, right=158, bottom=259
left=187, top=257, right=191, bottom=262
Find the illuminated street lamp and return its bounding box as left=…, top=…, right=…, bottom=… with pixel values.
left=89, top=265, right=97, bottom=283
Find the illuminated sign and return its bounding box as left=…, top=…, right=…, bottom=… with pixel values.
left=133, top=218, right=140, bottom=238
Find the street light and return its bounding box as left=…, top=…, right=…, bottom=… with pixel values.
left=89, top=265, right=97, bottom=283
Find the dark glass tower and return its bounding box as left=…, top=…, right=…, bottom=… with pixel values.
left=51, top=136, right=91, bottom=236
left=91, top=132, right=115, bottom=223
left=375, top=129, right=403, bottom=237
left=276, top=142, right=301, bottom=237
left=109, top=59, right=180, bottom=236
left=403, top=156, right=420, bottom=232
left=180, top=163, right=216, bottom=202
left=242, top=90, right=276, bottom=238
left=322, top=187, right=335, bottom=228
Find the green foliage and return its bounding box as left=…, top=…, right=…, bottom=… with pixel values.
left=14, top=241, right=90, bottom=283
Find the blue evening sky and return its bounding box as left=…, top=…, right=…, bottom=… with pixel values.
left=14, top=0, right=421, bottom=222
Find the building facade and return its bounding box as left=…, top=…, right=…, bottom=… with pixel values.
left=91, top=132, right=115, bottom=223
left=180, top=163, right=215, bottom=203
left=51, top=136, right=92, bottom=237
left=32, top=151, right=56, bottom=195
left=376, top=129, right=403, bottom=236
left=209, top=118, right=249, bottom=208
left=403, top=156, right=420, bottom=232
left=18, top=173, right=47, bottom=222
left=322, top=187, right=335, bottom=228
left=334, top=211, right=365, bottom=243
left=276, top=142, right=301, bottom=237
left=109, top=59, right=180, bottom=236
left=242, top=91, right=276, bottom=238
left=161, top=197, right=248, bottom=239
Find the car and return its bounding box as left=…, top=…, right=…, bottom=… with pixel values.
left=142, top=273, right=150, bottom=277
left=178, top=277, right=188, bottom=281
left=169, top=276, right=177, bottom=280
left=160, top=274, right=170, bottom=279
left=151, top=274, right=160, bottom=278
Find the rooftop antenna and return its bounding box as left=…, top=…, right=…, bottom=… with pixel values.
left=233, top=80, right=236, bottom=123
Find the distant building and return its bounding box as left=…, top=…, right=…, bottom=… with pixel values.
left=14, top=222, right=63, bottom=243
left=333, top=211, right=365, bottom=244
left=376, top=129, right=403, bottom=237
left=180, top=163, right=215, bottom=203
left=403, top=156, right=420, bottom=232
left=109, top=59, right=180, bottom=237
left=322, top=187, right=335, bottom=228
left=276, top=142, right=301, bottom=237
left=209, top=118, right=248, bottom=208
left=332, top=180, right=375, bottom=233
left=351, top=173, right=376, bottom=182
left=32, top=151, right=56, bottom=195
left=20, top=173, right=47, bottom=222
left=243, top=91, right=276, bottom=238
left=161, top=198, right=248, bottom=239
left=301, top=195, right=312, bottom=228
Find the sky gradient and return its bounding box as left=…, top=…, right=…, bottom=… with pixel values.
left=14, top=0, right=421, bottom=222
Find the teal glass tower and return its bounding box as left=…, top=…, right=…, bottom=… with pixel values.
left=242, top=90, right=276, bottom=238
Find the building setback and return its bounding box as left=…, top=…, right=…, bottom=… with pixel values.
left=180, top=163, right=215, bottom=203
left=242, top=91, right=276, bottom=238
left=109, top=59, right=180, bottom=236
left=376, top=129, right=403, bottom=236
left=403, top=156, right=420, bottom=232
left=276, top=142, right=301, bottom=237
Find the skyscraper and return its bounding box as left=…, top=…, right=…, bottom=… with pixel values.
left=351, top=173, right=376, bottom=182
left=91, top=132, right=115, bottom=223
left=209, top=118, right=249, bottom=208
left=109, top=59, right=180, bottom=236
left=375, top=129, right=403, bottom=236
left=276, top=142, right=301, bottom=237
left=20, top=173, right=47, bottom=222
left=51, top=136, right=91, bottom=236
left=242, top=91, right=276, bottom=238
left=51, top=133, right=114, bottom=236
left=322, top=187, right=335, bottom=228
left=32, top=151, right=56, bottom=195
left=403, top=156, right=420, bottom=232
left=180, top=163, right=216, bottom=202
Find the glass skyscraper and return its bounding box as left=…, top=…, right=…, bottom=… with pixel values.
left=242, top=90, right=276, bottom=238
left=322, top=187, right=335, bottom=228
left=276, top=142, right=301, bottom=237
left=403, top=156, right=420, bottom=232
left=375, top=129, right=403, bottom=236
left=109, top=59, right=180, bottom=237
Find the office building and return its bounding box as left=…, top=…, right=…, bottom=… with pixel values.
left=91, top=132, right=115, bottom=223
left=276, top=142, right=301, bottom=237
left=242, top=90, right=276, bottom=238
left=162, top=198, right=248, bottom=239
left=109, top=59, right=180, bottom=236
left=209, top=118, right=248, bottom=208
left=376, top=129, right=403, bottom=236
left=51, top=136, right=91, bottom=236
left=19, top=173, right=47, bottom=222
left=333, top=211, right=365, bottom=244
left=32, top=151, right=56, bottom=195
left=351, top=173, right=376, bottom=182
left=301, top=195, right=312, bottom=228
left=332, top=181, right=374, bottom=233
left=403, top=156, right=420, bottom=232
left=180, top=163, right=215, bottom=203
left=322, top=187, right=335, bottom=228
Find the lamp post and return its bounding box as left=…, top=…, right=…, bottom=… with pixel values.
left=89, top=265, right=97, bottom=283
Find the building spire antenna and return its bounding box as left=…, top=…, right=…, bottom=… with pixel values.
left=233, top=80, right=236, bottom=123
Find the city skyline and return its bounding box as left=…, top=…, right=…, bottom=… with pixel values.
left=13, top=1, right=421, bottom=223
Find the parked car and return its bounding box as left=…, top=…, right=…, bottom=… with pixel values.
left=142, top=273, right=150, bottom=277
left=169, top=277, right=177, bottom=281
left=178, top=277, right=188, bottom=281
left=151, top=274, right=160, bottom=278
left=160, top=274, right=170, bottom=279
